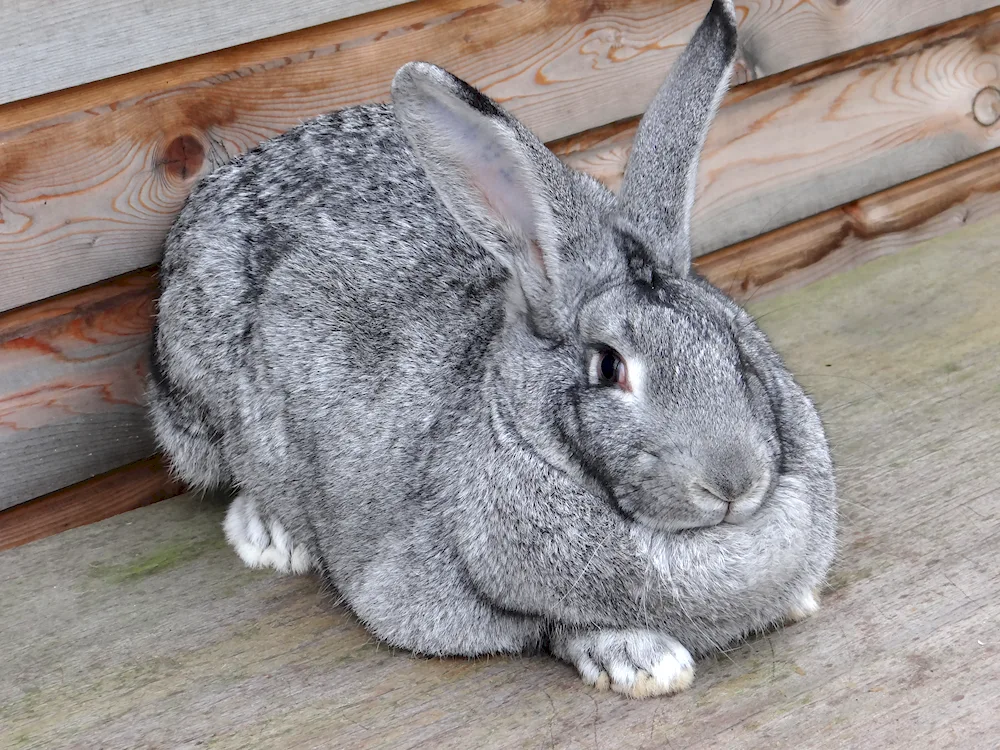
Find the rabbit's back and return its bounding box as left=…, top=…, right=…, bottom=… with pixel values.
left=151, top=104, right=508, bottom=496
left=162, top=102, right=501, bottom=331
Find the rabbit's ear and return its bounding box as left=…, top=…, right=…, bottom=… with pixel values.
left=392, top=62, right=572, bottom=328
left=615, top=0, right=738, bottom=276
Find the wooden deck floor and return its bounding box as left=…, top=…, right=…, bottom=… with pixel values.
left=3, top=218, right=999, bottom=749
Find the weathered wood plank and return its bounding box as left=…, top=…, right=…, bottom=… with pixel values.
left=2, top=0, right=996, bottom=312
left=2, top=147, right=998, bottom=516
left=697, top=148, right=1000, bottom=303
left=555, top=6, right=1000, bottom=256
left=2, top=217, right=998, bottom=748
left=0, top=0, right=489, bottom=135
left=0, top=457, right=182, bottom=552
left=4, top=0, right=991, bottom=137
left=0, top=0, right=410, bottom=106
left=733, top=0, right=994, bottom=74
left=0, top=272, right=158, bottom=510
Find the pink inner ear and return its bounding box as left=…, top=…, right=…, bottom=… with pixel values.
left=472, top=178, right=548, bottom=277
left=430, top=93, right=540, bottom=239
left=416, top=84, right=553, bottom=279
left=460, top=131, right=548, bottom=277
left=466, top=152, right=537, bottom=237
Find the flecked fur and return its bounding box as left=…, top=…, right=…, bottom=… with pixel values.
left=148, top=0, right=837, bottom=696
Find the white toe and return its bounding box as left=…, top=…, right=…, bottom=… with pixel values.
left=244, top=513, right=270, bottom=550
left=606, top=659, right=638, bottom=693
left=552, top=629, right=695, bottom=699
left=223, top=495, right=312, bottom=575
left=224, top=495, right=268, bottom=569
left=268, top=521, right=293, bottom=558
left=643, top=649, right=695, bottom=697
left=786, top=589, right=821, bottom=623
left=259, top=519, right=292, bottom=572
left=290, top=544, right=315, bottom=574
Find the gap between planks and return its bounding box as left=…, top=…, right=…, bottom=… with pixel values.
left=0, top=0, right=413, bottom=106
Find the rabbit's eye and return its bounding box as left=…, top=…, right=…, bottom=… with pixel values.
left=596, top=348, right=629, bottom=390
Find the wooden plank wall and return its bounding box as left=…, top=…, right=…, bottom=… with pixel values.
left=3, top=0, right=998, bottom=313
left=556, top=8, right=1000, bottom=255
left=0, top=274, right=157, bottom=507
left=1, top=0, right=999, bottom=527
left=0, top=457, right=182, bottom=553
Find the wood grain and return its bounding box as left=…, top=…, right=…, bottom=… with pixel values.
left=0, top=0, right=492, bottom=135
left=2, top=217, right=998, bottom=747
left=4, top=0, right=991, bottom=136
left=2, top=145, right=998, bottom=532
left=0, top=456, right=183, bottom=552
left=0, top=271, right=158, bottom=510
left=695, top=148, right=1000, bottom=303
left=556, top=6, right=1000, bottom=256
left=2, top=0, right=995, bottom=312
left=0, top=0, right=703, bottom=312
left=0, top=0, right=409, bottom=106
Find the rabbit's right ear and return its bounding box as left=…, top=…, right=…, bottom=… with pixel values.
left=615, top=0, right=738, bottom=277
left=392, top=62, right=576, bottom=335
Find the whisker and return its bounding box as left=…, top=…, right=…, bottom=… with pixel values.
left=554, top=524, right=620, bottom=610
left=734, top=300, right=808, bottom=334
left=734, top=272, right=769, bottom=309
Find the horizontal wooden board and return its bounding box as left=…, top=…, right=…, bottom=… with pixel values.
left=555, top=6, right=1000, bottom=256
left=1, top=0, right=994, bottom=312
left=0, top=457, right=182, bottom=552
left=3, top=216, right=999, bottom=747
left=4, top=0, right=991, bottom=137
left=0, top=0, right=490, bottom=136
left=0, top=272, right=159, bottom=510
left=697, top=148, right=1000, bottom=303
left=0, top=0, right=409, bottom=106
left=2, top=146, right=998, bottom=522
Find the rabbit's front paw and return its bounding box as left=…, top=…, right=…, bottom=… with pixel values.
left=785, top=588, right=821, bottom=623
left=223, top=494, right=313, bottom=575
left=551, top=628, right=695, bottom=698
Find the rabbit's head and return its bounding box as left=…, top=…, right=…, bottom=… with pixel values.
left=392, top=1, right=827, bottom=534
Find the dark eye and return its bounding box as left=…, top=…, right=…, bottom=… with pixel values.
left=596, top=348, right=629, bottom=390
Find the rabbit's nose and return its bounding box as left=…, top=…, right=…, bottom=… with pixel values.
left=694, top=445, right=770, bottom=523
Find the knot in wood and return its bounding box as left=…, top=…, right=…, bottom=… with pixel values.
left=972, top=86, right=1000, bottom=127
left=161, top=135, right=206, bottom=180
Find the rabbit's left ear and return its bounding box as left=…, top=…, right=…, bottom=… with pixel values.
left=392, top=62, right=575, bottom=331
left=615, top=0, right=738, bottom=277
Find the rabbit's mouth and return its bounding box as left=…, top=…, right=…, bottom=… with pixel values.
left=621, top=506, right=724, bottom=533
left=612, top=482, right=731, bottom=533
left=612, top=446, right=777, bottom=532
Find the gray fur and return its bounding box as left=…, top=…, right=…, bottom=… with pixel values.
left=617, top=0, right=738, bottom=275
left=149, top=0, right=836, bottom=689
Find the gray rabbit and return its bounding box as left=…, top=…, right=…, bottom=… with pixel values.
left=149, top=0, right=837, bottom=698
